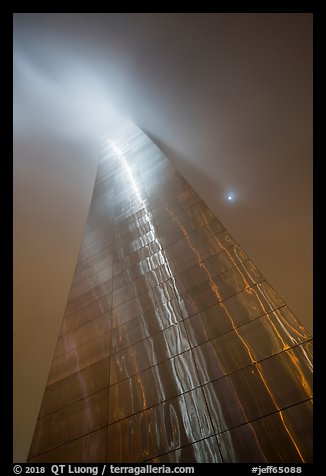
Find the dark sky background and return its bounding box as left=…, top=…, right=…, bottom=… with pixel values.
left=13, top=13, right=312, bottom=462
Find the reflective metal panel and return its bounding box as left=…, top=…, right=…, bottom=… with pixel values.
left=149, top=436, right=222, bottom=463
left=54, top=313, right=111, bottom=359
left=72, top=254, right=113, bottom=287
left=107, top=388, right=214, bottom=462
left=48, top=332, right=110, bottom=385
left=111, top=299, right=183, bottom=353
left=236, top=308, right=311, bottom=361
left=108, top=350, right=200, bottom=423
left=28, top=428, right=107, bottom=463
left=217, top=400, right=313, bottom=463
left=29, top=389, right=108, bottom=458
left=40, top=358, right=109, bottom=417
left=257, top=342, right=313, bottom=408
left=203, top=365, right=278, bottom=433
left=183, top=283, right=287, bottom=347
left=60, top=296, right=110, bottom=336
left=65, top=279, right=112, bottom=317
left=110, top=322, right=190, bottom=384
left=192, top=330, right=254, bottom=383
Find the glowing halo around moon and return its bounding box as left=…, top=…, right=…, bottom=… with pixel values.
left=226, top=191, right=236, bottom=202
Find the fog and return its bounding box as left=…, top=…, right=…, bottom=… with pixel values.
left=13, top=13, right=312, bottom=462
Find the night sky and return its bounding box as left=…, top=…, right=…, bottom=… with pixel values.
left=13, top=13, right=312, bottom=462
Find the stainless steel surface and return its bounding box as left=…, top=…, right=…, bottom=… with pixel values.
left=108, top=350, right=200, bottom=423
left=29, top=389, right=108, bottom=458
left=28, top=428, right=107, bottom=463
left=217, top=399, right=313, bottom=463
left=60, top=296, right=110, bottom=336
left=107, top=388, right=214, bottom=462
left=183, top=283, right=287, bottom=347
left=40, top=358, right=109, bottom=417
left=148, top=437, right=222, bottom=463
left=28, top=123, right=312, bottom=462
left=48, top=333, right=111, bottom=385
left=111, top=298, right=183, bottom=353
left=54, top=313, right=111, bottom=359
left=109, top=321, right=190, bottom=385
